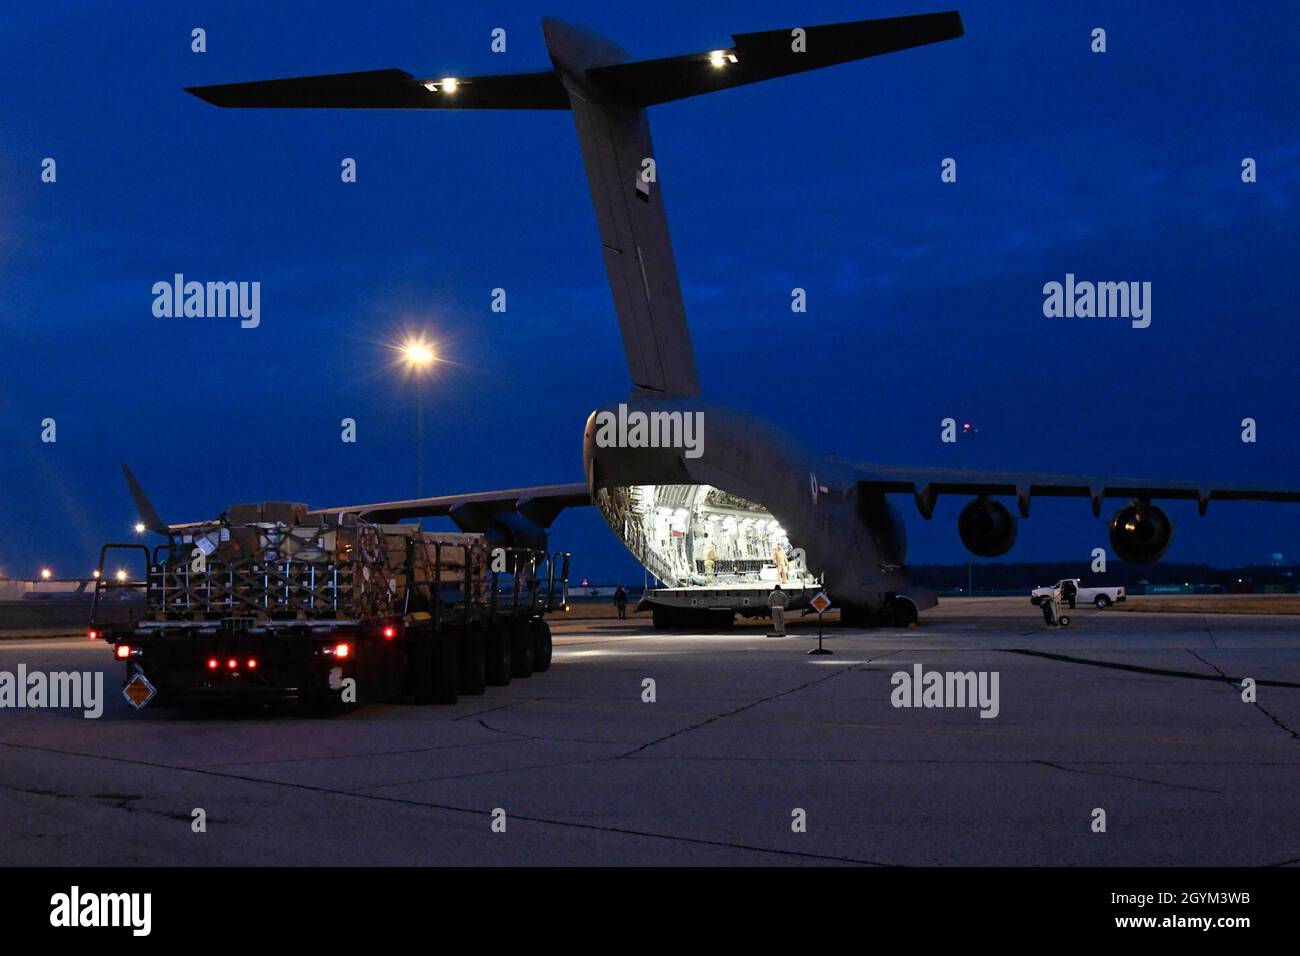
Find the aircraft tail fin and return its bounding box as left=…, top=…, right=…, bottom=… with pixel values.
left=121, top=464, right=171, bottom=535
left=185, top=11, right=964, bottom=397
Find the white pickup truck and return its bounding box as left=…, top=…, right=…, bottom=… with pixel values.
left=1030, top=578, right=1125, bottom=609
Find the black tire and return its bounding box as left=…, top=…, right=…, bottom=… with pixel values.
left=1094, top=594, right=1111, bottom=609
left=1030, top=596, right=1042, bottom=607
left=432, top=635, right=460, bottom=705
left=530, top=618, right=553, bottom=672
left=840, top=605, right=869, bottom=628
left=1059, top=615, right=1071, bottom=627
left=459, top=627, right=487, bottom=695
left=409, top=641, right=434, bottom=704
left=509, top=618, right=535, bottom=678
left=485, top=623, right=513, bottom=686
left=889, top=599, right=919, bottom=628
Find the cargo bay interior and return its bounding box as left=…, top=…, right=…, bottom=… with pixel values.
left=595, top=484, right=817, bottom=590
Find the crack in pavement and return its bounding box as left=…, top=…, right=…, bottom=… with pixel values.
left=1001, top=648, right=1300, bottom=688
left=1186, top=649, right=1300, bottom=740
left=0, top=739, right=886, bottom=866
left=1033, top=760, right=1221, bottom=794
left=618, top=654, right=887, bottom=758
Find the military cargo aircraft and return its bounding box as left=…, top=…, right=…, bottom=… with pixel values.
left=152, top=10, right=1300, bottom=627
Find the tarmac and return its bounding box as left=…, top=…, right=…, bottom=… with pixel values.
left=1, top=597, right=1298, bottom=866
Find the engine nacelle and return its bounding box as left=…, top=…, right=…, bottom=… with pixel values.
left=1108, top=500, right=1172, bottom=563
left=957, top=497, right=1018, bottom=558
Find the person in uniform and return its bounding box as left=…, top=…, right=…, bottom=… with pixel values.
left=703, top=542, right=717, bottom=584
left=768, top=584, right=789, bottom=637
left=774, top=545, right=789, bottom=584
left=613, top=585, right=628, bottom=620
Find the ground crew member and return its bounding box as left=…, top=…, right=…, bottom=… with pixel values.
left=613, top=585, right=628, bottom=620
left=703, top=543, right=717, bottom=584
left=768, top=584, right=789, bottom=636
left=774, top=545, right=789, bottom=584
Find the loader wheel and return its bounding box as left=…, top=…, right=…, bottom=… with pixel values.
left=431, top=635, right=460, bottom=705
left=410, top=642, right=435, bottom=705
left=509, top=619, right=535, bottom=678
left=459, top=626, right=487, bottom=695
left=530, top=618, right=553, bottom=672
left=485, top=623, right=513, bottom=687
left=1059, top=616, right=1071, bottom=628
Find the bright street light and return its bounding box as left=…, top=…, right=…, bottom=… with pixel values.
left=395, top=335, right=438, bottom=501
left=401, top=338, right=437, bottom=369
left=134, top=522, right=147, bottom=534
left=115, top=569, right=128, bottom=583
left=40, top=568, right=52, bottom=580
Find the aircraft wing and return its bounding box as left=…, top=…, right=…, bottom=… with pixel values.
left=307, top=483, right=592, bottom=524
left=186, top=68, right=570, bottom=109
left=843, top=462, right=1300, bottom=518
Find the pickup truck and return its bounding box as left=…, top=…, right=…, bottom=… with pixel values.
left=1029, top=578, right=1125, bottom=609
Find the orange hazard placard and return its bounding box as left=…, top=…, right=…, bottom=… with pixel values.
left=123, top=673, right=156, bottom=709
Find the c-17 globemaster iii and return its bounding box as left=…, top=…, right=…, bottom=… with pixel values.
left=133, top=10, right=1300, bottom=628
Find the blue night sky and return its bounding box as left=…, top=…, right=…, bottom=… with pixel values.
left=1, top=0, right=1297, bottom=583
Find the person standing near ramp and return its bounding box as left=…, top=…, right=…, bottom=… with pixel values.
left=768, top=584, right=789, bottom=637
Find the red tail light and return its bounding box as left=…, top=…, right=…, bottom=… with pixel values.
left=226, top=658, right=238, bottom=669
left=334, top=642, right=351, bottom=659
left=207, top=658, right=219, bottom=670
left=382, top=625, right=396, bottom=639
left=247, top=659, right=258, bottom=669
left=114, top=645, right=131, bottom=660
left=88, top=629, right=100, bottom=641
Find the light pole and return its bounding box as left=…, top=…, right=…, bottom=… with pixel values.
left=399, top=337, right=437, bottom=499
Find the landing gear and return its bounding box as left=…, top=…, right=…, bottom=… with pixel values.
left=886, top=598, right=918, bottom=628
left=840, top=599, right=918, bottom=628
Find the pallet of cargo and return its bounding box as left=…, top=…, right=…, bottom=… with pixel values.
left=89, top=506, right=570, bottom=712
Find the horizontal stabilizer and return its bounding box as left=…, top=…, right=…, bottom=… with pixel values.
left=588, top=11, right=964, bottom=107
left=186, top=68, right=570, bottom=109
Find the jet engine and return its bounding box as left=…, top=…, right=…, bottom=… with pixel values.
left=957, top=496, right=1017, bottom=558
left=1108, top=500, right=1172, bottom=563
